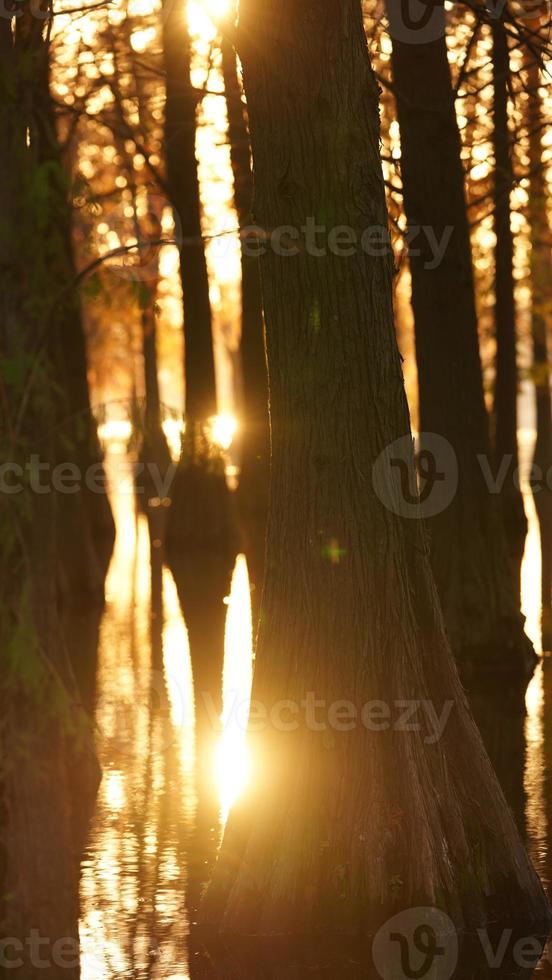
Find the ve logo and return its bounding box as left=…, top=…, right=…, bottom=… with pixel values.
left=385, top=0, right=447, bottom=44
left=372, top=907, right=458, bottom=980
left=372, top=432, right=458, bottom=519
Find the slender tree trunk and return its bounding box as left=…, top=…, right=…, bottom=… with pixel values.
left=109, top=19, right=171, bottom=470
left=161, top=0, right=217, bottom=427
left=221, top=36, right=269, bottom=621
left=162, top=0, right=237, bottom=575
left=527, top=53, right=552, bottom=652
left=491, top=19, right=528, bottom=591
left=200, top=0, right=548, bottom=935
left=388, top=24, right=533, bottom=677
left=143, top=303, right=164, bottom=443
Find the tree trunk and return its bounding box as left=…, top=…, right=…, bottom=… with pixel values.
left=387, top=22, right=533, bottom=677
left=221, top=36, right=269, bottom=623
left=491, top=19, right=528, bottom=591
left=161, top=0, right=217, bottom=427
left=200, top=0, right=548, bottom=936
left=162, top=1, right=238, bottom=562
left=36, top=24, right=115, bottom=600
left=527, top=53, right=552, bottom=652
left=0, top=16, right=99, bottom=974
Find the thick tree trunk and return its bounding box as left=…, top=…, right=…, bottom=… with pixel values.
left=0, top=18, right=99, bottom=974
left=491, top=19, right=528, bottom=591
left=388, top=24, right=532, bottom=677
left=221, top=37, right=269, bottom=622
left=527, top=54, right=552, bottom=652
left=36, top=29, right=115, bottom=600
left=161, top=0, right=217, bottom=426
left=200, top=0, right=548, bottom=936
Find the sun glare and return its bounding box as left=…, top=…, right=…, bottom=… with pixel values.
left=209, top=412, right=238, bottom=450
left=188, top=0, right=231, bottom=37
left=216, top=555, right=254, bottom=819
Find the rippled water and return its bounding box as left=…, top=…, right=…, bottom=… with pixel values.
left=77, top=440, right=552, bottom=979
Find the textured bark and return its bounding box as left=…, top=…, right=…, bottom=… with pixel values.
left=0, top=17, right=99, bottom=974
left=221, top=37, right=269, bottom=622
left=161, top=0, right=216, bottom=425
left=200, top=0, right=548, bottom=936
left=491, top=19, right=528, bottom=590
left=527, top=54, right=552, bottom=653
left=37, top=26, right=114, bottom=600
left=388, top=24, right=533, bottom=676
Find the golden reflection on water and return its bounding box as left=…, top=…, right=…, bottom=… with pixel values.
left=79, top=449, right=552, bottom=976
left=79, top=453, right=253, bottom=977
left=217, top=554, right=254, bottom=819
left=520, top=426, right=549, bottom=901
left=520, top=427, right=544, bottom=656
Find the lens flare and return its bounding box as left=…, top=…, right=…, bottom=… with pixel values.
left=209, top=413, right=238, bottom=450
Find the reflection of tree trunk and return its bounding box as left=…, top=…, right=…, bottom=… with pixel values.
left=201, top=0, right=548, bottom=935
left=161, top=0, right=216, bottom=426
left=467, top=680, right=526, bottom=834
left=388, top=24, right=533, bottom=678
left=527, top=54, right=552, bottom=653
left=221, top=37, right=269, bottom=626
left=1, top=502, right=98, bottom=979
left=189, top=935, right=546, bottom=980
left=170, top=550, right=232, bottom=742
left=491, top=19, right=527, bottom=592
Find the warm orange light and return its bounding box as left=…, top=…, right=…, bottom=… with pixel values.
left=209, top=413, right=238, bottom=450
left=216, top=555, right=254, bottom=819
left=188, top=0, right=231, bottom=37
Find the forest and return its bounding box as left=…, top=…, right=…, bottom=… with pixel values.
left=1, top=0, right=552, bottom=976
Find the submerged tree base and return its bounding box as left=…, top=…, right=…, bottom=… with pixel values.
left=188, top=927, right=551, bottom=980
left=199, top=0, right=549, bottom=944
left=167, top=454, right=238, bottom=557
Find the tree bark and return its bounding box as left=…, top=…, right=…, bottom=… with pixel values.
left=491, top=19, right=528, bottom=591
left=221, top=36, right=269, bottom=622
left=37, top=26, right=115, bottom=599
left=527, top=53, right=552, bottom=652
left=388, top=22, right=533, bottom=676
left=200, top=0, right=548, bottom=936
left=161, top=0, right=217, bottom=426
left=0, top=16, right=99, bottom=974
